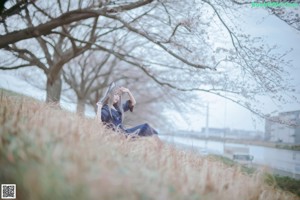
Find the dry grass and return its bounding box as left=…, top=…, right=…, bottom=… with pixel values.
left=0, top=90, right=298, bottom=200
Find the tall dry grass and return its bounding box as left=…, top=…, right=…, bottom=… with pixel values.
left=0, top=90, right=298, bottom=200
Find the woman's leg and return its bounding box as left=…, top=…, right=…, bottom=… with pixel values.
left=125, top=124, right=144, bottom=135
left=126, top=123, right=158, bottom=136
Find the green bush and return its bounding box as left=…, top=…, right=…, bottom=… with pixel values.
left=274, top=175, right=300, bottom=197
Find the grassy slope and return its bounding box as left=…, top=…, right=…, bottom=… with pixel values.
left=0, top=88, right=299, bottom=200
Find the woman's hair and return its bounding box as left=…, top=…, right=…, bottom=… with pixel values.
left=103, top=84, right=125, bottom=123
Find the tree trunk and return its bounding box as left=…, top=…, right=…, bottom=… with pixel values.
left=77, top=97, right=85, bottom=116
left=46, top=74, right=62, bottom=104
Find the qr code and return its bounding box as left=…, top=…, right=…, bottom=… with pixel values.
left=1, top=184, right=16, bottom=199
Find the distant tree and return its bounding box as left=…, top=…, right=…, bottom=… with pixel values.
left=62, top=51, right=116, bottom=115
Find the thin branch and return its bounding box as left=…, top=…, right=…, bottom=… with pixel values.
left=0, top=64, right=32, bottom=70
left=24, top=6, right=53, bottom=67
left=5, top=45, right=48, bottom=73
left=31, top=1, right=54, bottom=20
left=103, top=14, right=212, bottom=70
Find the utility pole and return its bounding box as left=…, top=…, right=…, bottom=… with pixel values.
left=205, top=102, right=209, bottom=138
left=204, top=102, right=209, bottom=152
left=224, top=97, right=227, bottom=139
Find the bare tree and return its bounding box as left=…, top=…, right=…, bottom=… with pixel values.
left=84, top=0, right=296, bottom=118
left=1, top=1, right=100, bottom=103
left=62, top=50, right=116, bottom=115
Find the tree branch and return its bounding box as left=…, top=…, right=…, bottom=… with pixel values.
left=103, top=14, right=212, bottom=70
left=0, top=64, right=32, bottom=70
left=0, top=0, right=155, bottom=48
left=24, top=6, right=53, bottom=66
left=5, top=45, right=48, bottom=73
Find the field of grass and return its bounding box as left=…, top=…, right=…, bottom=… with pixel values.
left=0, top=89, right=299, bottom=200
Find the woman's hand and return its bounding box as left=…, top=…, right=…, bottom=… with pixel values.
left=119, top=87, right=136, bottom=106
left=96, top=102, right=103, bottom=107
left=119, top=87, right=130, bottom=93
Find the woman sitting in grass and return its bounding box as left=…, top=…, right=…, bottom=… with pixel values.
left=96, top=82, right=158, bottom=137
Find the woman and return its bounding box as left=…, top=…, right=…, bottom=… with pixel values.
left=96, top=83, right=158, bottom=136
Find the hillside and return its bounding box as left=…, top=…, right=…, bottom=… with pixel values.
left=0, top=89, right=298, bottom=200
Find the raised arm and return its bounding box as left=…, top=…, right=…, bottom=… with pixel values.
left=96, top=102, right=103, bottom=122
left=119, top=87, right=136, bottom=106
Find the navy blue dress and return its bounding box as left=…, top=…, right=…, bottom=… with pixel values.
left=101, top=100, right=158, bottom=136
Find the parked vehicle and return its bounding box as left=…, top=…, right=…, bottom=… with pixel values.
left=232, top=154, right=254, bottom=165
